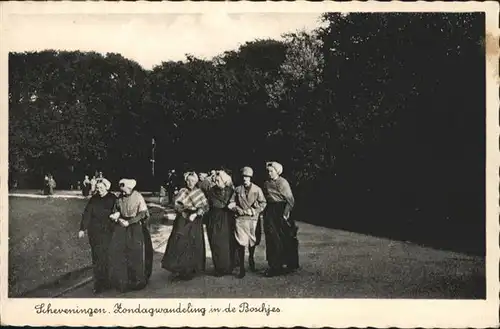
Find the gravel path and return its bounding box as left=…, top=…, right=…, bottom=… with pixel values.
left=63, top=219, right=485, bottom=299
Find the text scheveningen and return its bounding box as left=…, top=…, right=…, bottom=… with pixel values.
left=34, top=302, right=281, bottom=317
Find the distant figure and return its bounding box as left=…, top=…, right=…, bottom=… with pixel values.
left=90, top=176, right=97, bottom=195
left=108, top=178, right=153, bottom=292
left=76, top=181, right=81, bottom=191
left=197, top=172, right=212, bottom=194
left=43, top=175, right=49, bottom=195
left=45, top=174, right=56, bottom=195
left=78, top=178, right=116, bottom=294
left=159, top=185, right=167, bottom=205
left=209, top=170, right=217, bottom=185
left=263, top=161, right=299, bottom=277
left=162, top=172, right=209, bottom=280
left=166, top=169, right=177, bottom=204
left=96, top=172, right=104, bottom=183
left=228, top=167, right=267, bottom=278
left=82, top=175, right=91, bottom=197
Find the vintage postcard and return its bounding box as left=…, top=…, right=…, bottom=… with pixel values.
left=0, top=1, right=499, bottom=327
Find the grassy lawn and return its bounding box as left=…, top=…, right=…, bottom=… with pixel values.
left=8, top=196, right=92, bottom=297
left=8, top=195, right=167, bottom=297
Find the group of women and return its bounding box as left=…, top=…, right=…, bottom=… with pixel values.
left=79, top=178, right=153, bottom=293
left=78, top=161, right=298, bottom=294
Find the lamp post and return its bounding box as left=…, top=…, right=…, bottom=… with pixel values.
left=151, top=138, right=156, bottom=178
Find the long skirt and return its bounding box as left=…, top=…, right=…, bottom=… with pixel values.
left=161, top=213, right=206, bottom=275
left=108, top=222, right=153, bottom=292
left=206, top=208, right=235, bottom=274
left=263, top=202, right=299, bottom=270
left=88, top=229, right=113, bottom=290
left=82, top=185, right=90, bottom=197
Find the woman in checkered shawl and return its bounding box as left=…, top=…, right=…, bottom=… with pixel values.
left=161, top=172, right=210, bottom=280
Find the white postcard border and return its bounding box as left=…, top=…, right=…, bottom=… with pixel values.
left=0, top=1, right=498, bottom=327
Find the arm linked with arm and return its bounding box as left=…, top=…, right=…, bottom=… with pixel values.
left=196, top=193, right=210, bottom=217
left=127, top=211, right=148, bottom=225
left=251, top=188, right=267, bottom=217
left=129, top=194, right=150, bottom=225
left=227, top=190, right=237, bottom=211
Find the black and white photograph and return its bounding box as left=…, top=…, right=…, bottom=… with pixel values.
left=1, top=1, right=499, bottom=327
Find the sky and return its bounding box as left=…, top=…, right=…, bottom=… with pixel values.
left=6, top=13, right=323, bottom=70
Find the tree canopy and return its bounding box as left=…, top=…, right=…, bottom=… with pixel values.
left=9, top=13, right=486, bottom=253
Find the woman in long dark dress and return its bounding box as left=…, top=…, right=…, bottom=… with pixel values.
left=161, top=172, right=209, bottom=280
left=262, top=161, right=299, bottom=277
left=78, top=179, right=116, bottom=293
left=82, top=175, right=91, bottom=197
left=108, top=178, right=153, bottom=292
left=205, top=170, right=235, bottom=276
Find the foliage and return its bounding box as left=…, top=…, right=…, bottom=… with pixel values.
left=8, top=13, right=485, bottom=253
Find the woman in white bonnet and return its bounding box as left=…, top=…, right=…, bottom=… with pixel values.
left=205, top=170, right=236, bottom=276
left=262, top=161, right=299, bottom=277
left=161, top=171, right=210, bottom=280
left=107, top=178, right=153, bottom=292
left=78, top=178, right=116, bottom=294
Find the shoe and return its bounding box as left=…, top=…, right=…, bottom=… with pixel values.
left=264, top=268, right=283, bottom=277
left=236, top=267, right=246, bottom=279
left=249, top=259, right=257, bottom=272
left=130, top=282, right=147, bottom=291
left=92, top=287, right=104, bottom=294
left=179, top=274, right=194, bottom=281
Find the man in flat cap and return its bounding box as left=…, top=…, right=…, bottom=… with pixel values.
left=228, top=166, right=267, bottom=278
